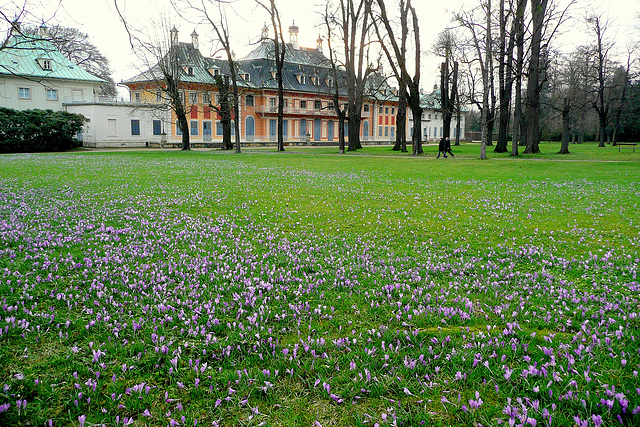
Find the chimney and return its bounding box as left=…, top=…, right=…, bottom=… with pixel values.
left=191, top=29, right=199, bottom=50
left=316, top=34, right=323, bottom=53
left=170, top=26, right=179, bottom=45
left=289, top=21, right=299, bottom=50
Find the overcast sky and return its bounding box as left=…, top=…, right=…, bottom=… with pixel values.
left=5, top=0, right=639, bottom=95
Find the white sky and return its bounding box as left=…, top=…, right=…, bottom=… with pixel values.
left=4, top=0, right=639, bottom=96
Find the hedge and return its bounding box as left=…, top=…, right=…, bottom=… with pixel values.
left=0, top=107, right=88, bottom=153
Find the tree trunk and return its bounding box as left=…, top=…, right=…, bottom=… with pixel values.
left=409, top=98, right=423, bottom=155
left=178, top=112, right=190, bottom=151
left=338, top=113, right=346, bottom=154
left=393, top=89, right=408, bottom=152
left=480, top=0, right=491, bottom=159
left=523, top=0, right=548, bottom=154
left=558, top=98, right=571, bottom=154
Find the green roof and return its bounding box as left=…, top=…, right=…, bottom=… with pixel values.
left=0, top=34, right=105, bottom=83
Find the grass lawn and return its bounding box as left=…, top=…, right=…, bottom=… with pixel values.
left=0, top=141, right=639, bottom=426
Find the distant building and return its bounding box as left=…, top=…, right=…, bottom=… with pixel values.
left=0, top=24, right=105, bottom=111
left=122, top=25, right=400, bottom=145
left=406, top=89, right=466, bottom=143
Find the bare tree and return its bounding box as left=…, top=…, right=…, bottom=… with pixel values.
left=331, top=0, right=378, bottom=152
left=434, top=29, right=459, bottom=150
left=322, top=6, right=349, bottom=153
left=178, top=0, right=242, bottom=153
left=585, top=14, right=617, bottom=148
left=255, top=0, right=286, bottom=152
left=23, top=24, right=116, bottom=96
left=373, top=0, right=424, bottom=156
left=455, top=1, right=495, bottom=159
left=494, top=0, right=527, bottom=153
left=114, top=5, right=191, bottom=150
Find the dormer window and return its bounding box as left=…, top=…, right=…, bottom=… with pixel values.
left=327, top=78, right=334, bottom=88
left=311, top=76, right=320, bottom=86
left=187, top=66, right=194, bottom=76
left=243, top=73, right=251, bottom=82
left=38, top=58, right=52, bottom=71
left=297, top=75, right=306, bottom=85
left=209, top=68, right=220, bottom=77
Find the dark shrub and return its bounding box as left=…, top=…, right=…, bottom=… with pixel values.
left=0, top=107, right=88, bottom=153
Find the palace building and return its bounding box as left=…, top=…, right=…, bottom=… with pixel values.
left=122, top=24, right=400, bottom=146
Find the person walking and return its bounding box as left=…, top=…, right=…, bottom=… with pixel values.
left=445, top=137, right=454, bottom=157
left=437, top=137, right=447, bottom=158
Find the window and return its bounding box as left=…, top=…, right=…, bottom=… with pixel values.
left=19, top=87, right=31, bottom=99
left=378, top=126, right=383, bottom=136
left=190, top=120, right=198, bottom=136
left=176, top=121, right=182, bottom=136
left=311, top=76, right=319, bottom=85
left=216, top=121, right=223, bottom=136
left=300, top=100, right=307, bottom=109
left=298, top=75, right=306, bottom=85
left=190, top=92, right=198, bottom=104
left=107, top=119, right=117, bottom=137
left=390, top=127, right=395, bottom=138
left=46, top=89, right=58, bottom=101
left=314, top=100, right=322, bottom=110
left=379, top=106, right=383, bottom=114
left=363, top=104, right=370, bottom=113
left=134, top=92, right=141, bottom=103
left=153, top=120, right=162, bottom=135
left=41, top=59, right=51, bottom=70
left=428, top=114, right=432, bottom=120
left=246, top=95, right=254, bottom=107
left=180, top=92, right=185, bottom=105
left=156, top=91, right=162, bottom=102
left=203, top=92, right=210, bottom=104
left=187, top=66, right=194, bottom=76
left=327, top=78, right=334, bottom=87
left=391, top=107, right=395, bottom=114
left=213, top=69, right=220, bottom=77
left=385, top=107, right=389, bottom=115
left=131, top=120, right=141, bottom=136
left=385, top=126, right=389, bottom=137
left=244, top=73, right=251, bottom=82
left=269, top=98, right=276, bottom=108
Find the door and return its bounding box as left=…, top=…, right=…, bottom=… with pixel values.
left=300, top=119, right=307, bottom=141
left=283, top=120, right=288, bottom=141
left=314, top=118, right=321, bottom=141
left=327, top=121, right=334, bottom=141
left=203, top=121, right=212, bottom=141
left=363, top=121, right=369, bottom=140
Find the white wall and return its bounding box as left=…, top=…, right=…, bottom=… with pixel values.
left=407, top=109, right=466, bottom=142
left=65, top=103, right=169, bottom=148
left=0, top=75, right=101, bottom=111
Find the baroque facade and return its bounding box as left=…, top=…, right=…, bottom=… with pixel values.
left=123, top=25, right=400, bottom=145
